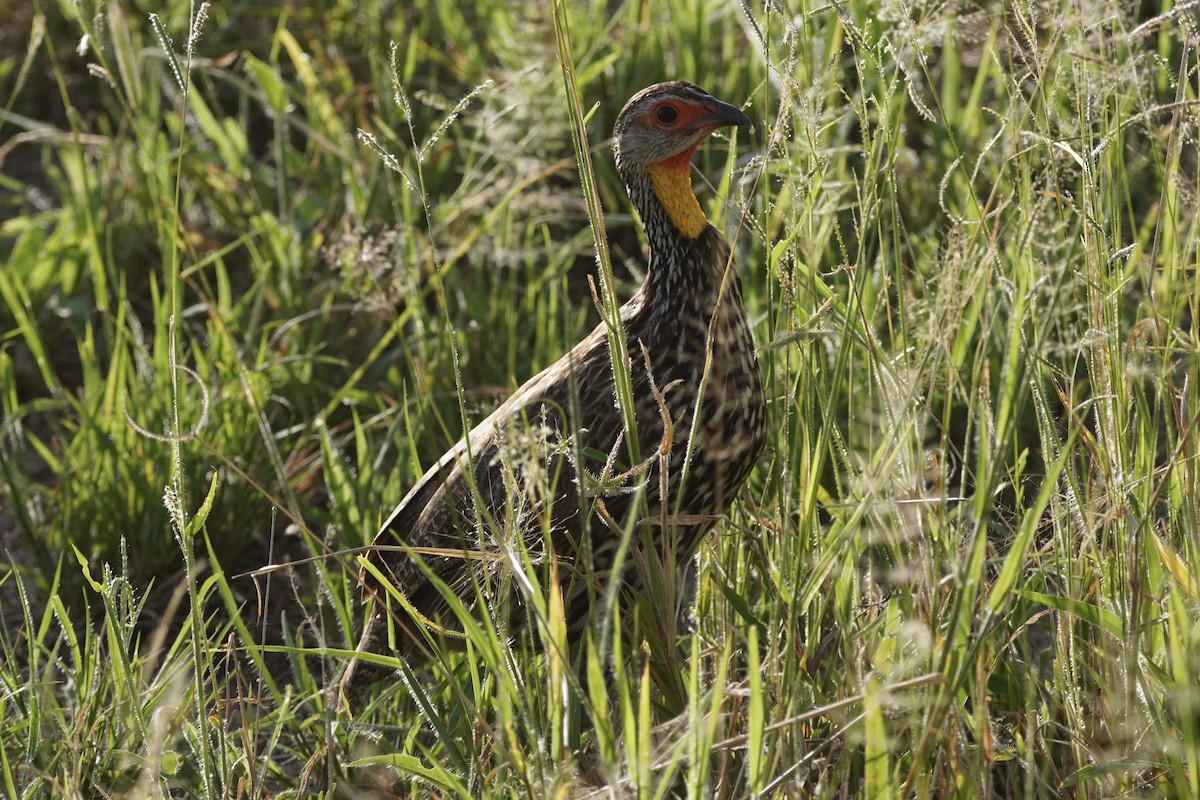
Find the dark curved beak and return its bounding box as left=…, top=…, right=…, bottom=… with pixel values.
left=702, top=98, right=753, bottom=129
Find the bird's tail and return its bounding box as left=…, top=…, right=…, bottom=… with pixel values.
left=333, top=608, right=396, bottom=709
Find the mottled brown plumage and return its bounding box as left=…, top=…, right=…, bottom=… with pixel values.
left=338, top=82, right=766, bottom=702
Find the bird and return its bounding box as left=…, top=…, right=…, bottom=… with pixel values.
left=337, top=81, right=766, bottom=703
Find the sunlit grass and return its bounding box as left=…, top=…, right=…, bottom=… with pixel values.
left=0, top=0, right=1197, bottom=796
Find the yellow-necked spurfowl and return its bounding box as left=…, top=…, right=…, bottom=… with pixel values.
left=339, top=81, right=765, bottom=702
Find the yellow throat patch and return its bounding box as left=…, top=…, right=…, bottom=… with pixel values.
left=647, top=158, right=708, bottom=239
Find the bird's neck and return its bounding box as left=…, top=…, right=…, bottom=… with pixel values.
left=623, top=168, right=732, bottom=308
left=645, top=149, right=707, bottom=238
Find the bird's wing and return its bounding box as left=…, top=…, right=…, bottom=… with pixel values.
left=364, top=323, right=612, bottom=588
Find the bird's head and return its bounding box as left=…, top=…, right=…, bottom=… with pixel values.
left=612, top=81, right=751, bottom=239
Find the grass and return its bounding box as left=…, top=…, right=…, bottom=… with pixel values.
left=0, top=0, right=1197, bottom=795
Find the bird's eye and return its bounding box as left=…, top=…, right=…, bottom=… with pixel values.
left=655, top=104, right=679, bottom=124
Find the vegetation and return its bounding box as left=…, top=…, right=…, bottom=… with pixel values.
left=1, top=0, right=1197, bottom=795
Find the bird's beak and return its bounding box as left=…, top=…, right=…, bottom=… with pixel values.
left=699, top=99, right=752, bottom=130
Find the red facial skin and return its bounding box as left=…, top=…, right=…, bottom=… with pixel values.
left=639, top=99, right=725, bottom=172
